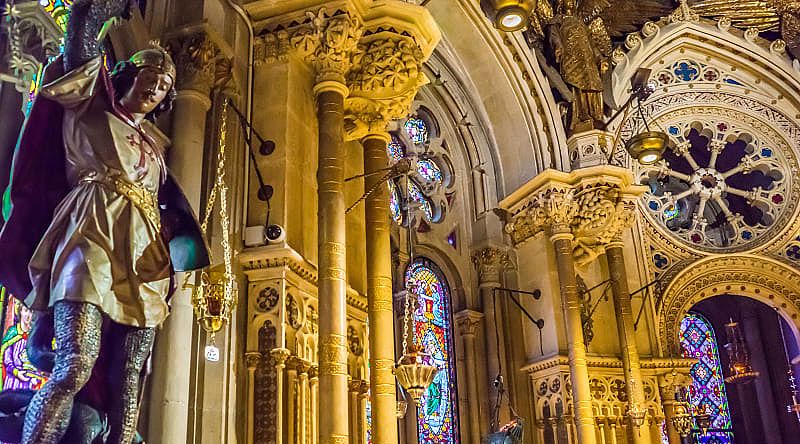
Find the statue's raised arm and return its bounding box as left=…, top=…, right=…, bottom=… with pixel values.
left=63, top=0, right=135, bottom=71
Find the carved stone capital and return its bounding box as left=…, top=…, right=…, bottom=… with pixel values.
left=471, top=248, right=513, bottom=285
left=344, top=33, right=429, bottom=140
left=499, top=167, right=646, bottom=267
left=288, top=10, right=363, bottom=88
left=166, top=31, right=231, bottom=95
left=270, top=347, right=291, bottom=366
left=245, top=351, right=262, bottom=370
left=454, top=309, right=483, bottom=337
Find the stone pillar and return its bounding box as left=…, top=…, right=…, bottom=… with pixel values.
left=312, top=15, right=361, bottom=444
left=299, top=362, right=310, bottom=444
left=273, top=348, right=291, bottom=444
left=287, top=357, right=300, bottom=443
left=309, top=365, right=319, bottom=444
left=362, top=133, right=400, bottom=444
left=357, top=382, right=370, bottom=444
left=605, top=241, right=649, bottom=443
left=149, top=31, right=220, bottom=444
left=472, top=248, right=512, bottom=430
left=245, top=352, right=262, bottom=444
left=455, top=310, right=484, bottom=444
left=551, top=230, right=596, bottom=444
left=348, top=379, right=363, bottom=444
left=658, top=372, right=691, bottom=444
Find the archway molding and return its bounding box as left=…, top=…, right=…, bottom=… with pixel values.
left=658, top=254, right=800, bottom=353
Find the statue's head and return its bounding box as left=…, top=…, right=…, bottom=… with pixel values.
left=111, top=48, right=177, bottom=121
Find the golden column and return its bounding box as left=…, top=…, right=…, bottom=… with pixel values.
left=606, top=240, right=649, bottom=443
left=549, top=226, right=597, bottom=444
left=244, top=352, right=261, bottom=444
left=499, top=167, right=648, bottom=444
left=344, top=18, right=439, bottom=444
left=362, top=132, right=400, bottom=444
left=311, top=13, right=362, bottom=444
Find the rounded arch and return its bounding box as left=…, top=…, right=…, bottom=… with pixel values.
left=658, top=254, right=800, bottom=353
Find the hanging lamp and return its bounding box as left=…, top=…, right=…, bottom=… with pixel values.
left=394, top=176, right=438, bottom=405
left=722, top=319, right=759, bottom=384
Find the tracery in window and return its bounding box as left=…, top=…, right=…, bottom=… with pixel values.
left=387, top=111, right=454, bottom=226
left=405, top=259, right=459, bottom=444
left=680, top=313, right=733, bottom=444
left=640, top=116, right=791, bottom=251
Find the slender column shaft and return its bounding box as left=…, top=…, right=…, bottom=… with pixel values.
left=245, top=352, right=261, bottom=444
left=272, top=349, right=290, bottom=444
left=463, top=332, right=482, bottom=443
left=551, top=233, right=596, bottom=444
left=358, top=385, right=369, bottom=444
left=605, top=243, right=649, bottom=444
left=316, top=85, right=350, bottom=444
left=658, top=380, right=682, bottom=444
left=148, top=89, right=211, bottom=444
left=288, top=363, right=298, bottom=443
left=362, top=134, right=400, bottom=444
left=299, top=368, right=309, bottom=444
left=310, top=370, right=319, bottom=444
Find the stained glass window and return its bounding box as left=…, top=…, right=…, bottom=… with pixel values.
left=417, top=159, right=443, bottom=182
left=40, top=0, right=74, bottom=32
left=407, top=180, right=434, bottom=221
left=680, top=313, right=733, bottom=444
left=388, top=180, right=403, bottom=224
left=404, top=117, right=429, bottom=145
left=406, top=259, right=459, bottom=444
left=387, top=137, right=405, bottom=162
left=0, top=289, right=48, bottom=392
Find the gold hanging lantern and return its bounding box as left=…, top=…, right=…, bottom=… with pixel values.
left=185, top=99, right=237, bottom=357
left=723, top=320, right=759, bottom=384
left=670, top=401, right=694, bottom=437
left=395, top=345, right=439, bottom=405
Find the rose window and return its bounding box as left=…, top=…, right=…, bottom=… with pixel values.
left=387, top=112, right=454, bottom=226
left=640, top=118, right=791, bottom=251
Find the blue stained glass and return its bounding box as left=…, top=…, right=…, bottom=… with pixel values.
left=406, top=260, right=459, bottom=444
left=408, top=181, right=434, bottom=221
left=680, top=313, right=733, bottom=444
left=405, top=117, right=429, bottom=145
left=669, top=126, right=680, bottom=135
left=388, top=180, right=403, bottom=224
left=674, top=61, right=699, bottom=81
left=664, top=203, right=681, bottom=221
left=387, top=137, right=405, bottom=162
left=761, top=148, right=773, bottom=158
left=417, top=159, right=443, bottom=183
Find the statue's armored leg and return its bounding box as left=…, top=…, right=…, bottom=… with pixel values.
left=21, top=301, right=102, bottom=444
left=105, top=324, right=155, bottom=444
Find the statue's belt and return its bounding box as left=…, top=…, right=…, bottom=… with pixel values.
left=79, top=173, right=160, bottom=231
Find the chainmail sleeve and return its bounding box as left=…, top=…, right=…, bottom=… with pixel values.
left=63, top=0, right=134, bottom=72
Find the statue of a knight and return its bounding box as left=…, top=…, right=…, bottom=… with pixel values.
left=0, top=0, right=209, bottom=442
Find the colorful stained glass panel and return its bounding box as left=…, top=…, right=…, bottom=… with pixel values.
left=388, top=180, right=403, bottom=224
left=1, top=289, right=48, bottom=392
left=407, top=180, right=434, bottom=221
left=406, top=260, right=459, bottom=444
left=40, top=0, right=74, bottom=32
left=680, top=313, right=733, bottom=444
left=417, top=159, right=443, bottom=183
left=387, top=137, right=405, bottom=162
left=404, top=117, right=429, bottom=145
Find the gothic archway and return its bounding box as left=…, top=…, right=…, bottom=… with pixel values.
left=658, top=254, right=800, bottom=354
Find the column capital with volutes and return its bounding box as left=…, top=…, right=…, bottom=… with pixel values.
left=454, top=309, right=483, bottom=338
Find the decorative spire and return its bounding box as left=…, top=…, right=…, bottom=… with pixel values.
left=670, top=0, right=699, bottom=23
